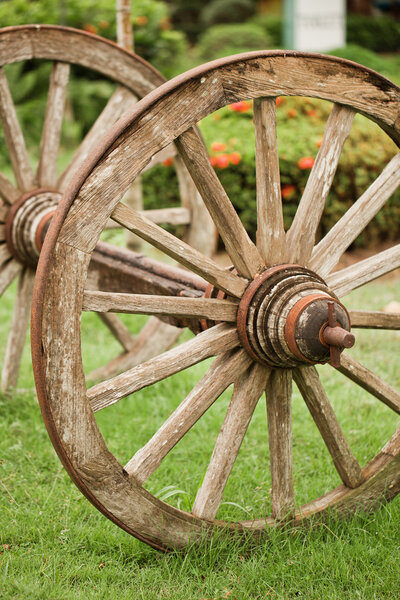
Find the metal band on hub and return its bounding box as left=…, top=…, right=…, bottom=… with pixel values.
left=236, top=264, right=352, bottom=368
left=5, top=189, right=60, bottom=267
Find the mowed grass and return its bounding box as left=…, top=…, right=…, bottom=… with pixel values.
left=1, top=275, right=400, bottom=599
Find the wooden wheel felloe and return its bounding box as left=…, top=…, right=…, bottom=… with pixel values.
left=0, top=25, right=215, bottom=390
left=32, top=51, right=400, bottom=550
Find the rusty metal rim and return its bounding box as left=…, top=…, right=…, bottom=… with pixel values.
left=35, top=210, right=56, bottom=253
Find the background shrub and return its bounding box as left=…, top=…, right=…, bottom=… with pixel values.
left=346, top=14, right=400, bottom=53
left=196, top=23, right=272, bottom=61
left=201, top=0, right=256, bottom=27
left=249, top=13, right=283, bottom=48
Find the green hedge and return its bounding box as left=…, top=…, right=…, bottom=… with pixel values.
left=346, top=14, right=400, bottom=53
left=196, top=23, right=272, bottom=61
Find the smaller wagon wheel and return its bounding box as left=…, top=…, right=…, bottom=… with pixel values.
left=0, top=25, right=215, bottom=390
left=32, top=52, right=400, bottom=551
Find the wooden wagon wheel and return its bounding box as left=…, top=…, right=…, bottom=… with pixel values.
left=32, top=51, right=400, bottom=551
left=0, top=25, right=215, bottom=390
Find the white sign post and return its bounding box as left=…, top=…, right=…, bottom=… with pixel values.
left=284, top=0, right=346, bottom=52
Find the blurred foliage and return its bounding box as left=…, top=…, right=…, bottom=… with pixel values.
left=346, top=14, right=400, bottom=53
left=249, top=13, right=283, bottom=47
left=201, top=0, right=256, bottom=27
left=168, top=0, right=257, bottom=42
left=0, top=0, right=188, bottom=78
left=196, top=23, right=272, bottom=61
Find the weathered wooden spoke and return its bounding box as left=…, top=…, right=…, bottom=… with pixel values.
left=0, top=171, right=19, bottom=204
left=83, top=290, right=237, bottom=322
left=338, top=354, right=400, bottom=414
left=266, top=369, right=295, bottom=518
left=111, top=202, right=246, bottom=297
left=0, top=259, right=22, bottom=296
left=327, top=244, right=400, bottom=297
left=0, top=243, right=11, bottom=269
left=31, top=52, right=400, bottom=550
left=0, top=68, right=34, bottom=191
left=253, top=97, right=286, bottom=265
left=96, top=312, right=137, bottom=352
left=176, top=127, right=264, bottom=278
left=310, top=152, right=400, bottom=277
left=125, top=349, right=253, bottom=484
left=105, top=207, right=191, bottom=229
left=294, top=367, right=364, bottom=488
left=349, top=309, right=400, bottom=330
left=88, top=317, right=181, bottom=382
left=0, top=202, right=8, bottom=221
left=287, top=104, right=355, bottom=265
left=88, top=323, right=240, bottom=412
left=192, top=362, right=269, bottom=520
left=57, top=86, right=138, bottom=192
left=37, top=62, right=70, bottom=188
left=1, top=268, right=34, bottom=391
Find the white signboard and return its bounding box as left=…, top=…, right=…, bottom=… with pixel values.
left=284, top=0, right=346, bottom=52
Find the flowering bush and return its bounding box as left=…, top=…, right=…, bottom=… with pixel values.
left=204, top=97, right=399, bottom=247
left=141, top=94, right=399, bottom=250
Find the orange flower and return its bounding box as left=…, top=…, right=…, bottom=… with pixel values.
left=162, top=157, right=173, bottom=167
left=209, top=156, right=218, bottom=167
left=211, top=142, right=226, bottom=152
left=307, top=109, right=317, bottom=117
left=216, top=154, right=229, bottom=168
left=136, top=15, right=148, bottom=26
left=229, top=101, right=251, bottom=113
left=281, top=184, right=296, bottom=199
left=298, top=156, right=315, bottom=169
left=287, top=108, right=297, bottom=118
left=316, top=138, right=323, bottom=148
left=83, top=24, right=98, bottom=34
left=275, top=96, right=284, bottom=107
left=229, top=152, right=241, bottom=165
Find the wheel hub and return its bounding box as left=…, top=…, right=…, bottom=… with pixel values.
left=5, top=189, right=60, bottom=267
left=237, top=265, right=353, bottom=368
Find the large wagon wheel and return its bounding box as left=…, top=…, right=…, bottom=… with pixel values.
left=32, top=52, right=400, bottom=551
left=0, top=24, right=215, bottom=390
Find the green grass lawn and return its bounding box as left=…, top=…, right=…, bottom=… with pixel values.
left=1, top=276, right=400, bottom=599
